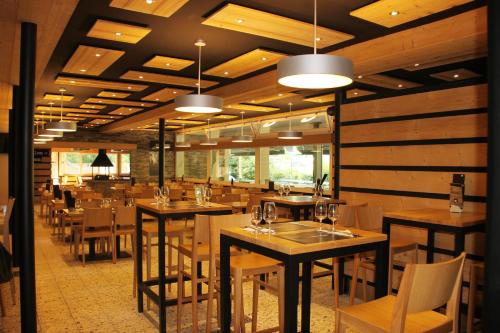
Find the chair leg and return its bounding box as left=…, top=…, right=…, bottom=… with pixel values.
left=335, top=310, right=346, bottom=333
left=146, top=233, right=152, bottom=310
left=168, top=235, right=173, bottom=293
left=388, top=248, right=394, bottom=295
left=82, top=237, right=86, bottom=267
left=0, top=286, right=5, bottom=317
left=9, top=276, right=16, bottom=305
left=112, top=235, right=117, bottom=264
left=241, top=289, right=246, bottom=333
left=251, top=279, right=259, bottom=333
left=361, top=266, right=368, bottom=302
left=333, top=258, right=340, bottom=308
left=191, top=260, right=199, bottom=332
left=278, top=266, right=285, bottom=333
left=233, top=269, right=243, bottom=333
left=467, top=265, right=478, bottom=333
left=349, top=254, right=360, bottom=305
left=177, top=251, right=184, bottom=333
left=206, top=260, right=216, bottom=333
left=132, top=234, right=137, bottom=298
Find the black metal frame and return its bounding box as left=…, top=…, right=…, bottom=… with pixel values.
left=135, top=206, right=232, bottom=333
left=260, top=198, right=345, bottom=221
left=219, top=234, right=388, bottom=333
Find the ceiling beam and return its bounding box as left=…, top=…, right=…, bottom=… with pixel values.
left=101, top=6, right=487, bottom=134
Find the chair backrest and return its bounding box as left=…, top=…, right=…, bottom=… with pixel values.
left=169, top=188, right=184, bottom=201
left=208, top=214, right=250, bottom=257
left=185, top=190, right=196, bottom=200
left=53, top=185, right=62, bottom=199
left=193, top=214, right=211, bottom=246
left=220, top=193, right=241, bottom=203
left=246, top=193, right=267, bottom=212
left=230, top=188, right=247, bottom=195
left=356, top=205, right=383, bottom=231
left=139, top=187, right=155, bottom=198
left=115, top=206, right=136, bottom=227
left=391, top=253, right=466, bottom=333
left=83, top=207, right=113, bottom=229
left=2, top=197, right=15, bottom=253
left=110, top=199, right=125, bottom=208
left=211, top=188, right=223, bottom=196
left=64, top=190, right=75, bottom=209
left=80, top=200, right=100, bottom=208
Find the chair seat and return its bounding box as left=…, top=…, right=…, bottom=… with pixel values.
left=390, top=237, right=417, bottom=250
left=227, top=253, right=281, bottom=275
left=337, top=295, right=452, bottom=333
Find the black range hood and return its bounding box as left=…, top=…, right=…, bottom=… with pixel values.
left=91, top=149, right=114, bottom=167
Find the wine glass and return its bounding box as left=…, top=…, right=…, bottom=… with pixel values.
left=328, top=204, right=339, bottom=232
left=284, top=184, right=291, bottom=196
left=75, top=199, right=82, bottom=210
left=204, top=187, right=212, bottom=206
left=250, top=205, right=262, bottom=232
left=154, top=187, right=161, bottom=205
left=278, top=185, right=284, bottom=197
left=263, top=202, right=276, bottom=233
left=315, top=199, right=328, bottom=232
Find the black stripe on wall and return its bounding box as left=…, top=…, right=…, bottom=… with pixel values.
left=341, top=137, right=488, bottom=148
left=340, top=186, right=486, bottom=203
left=341, top=108, right=487, bottom=127
left=341, top=165, right=487, bottom=173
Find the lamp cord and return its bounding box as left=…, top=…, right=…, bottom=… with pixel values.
left=314, top=0, right=317, bottom=54
left=60, top=90, right=64, bottom=121
left=198, top=45, right=201, bottom=95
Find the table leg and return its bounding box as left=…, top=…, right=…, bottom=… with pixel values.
left=374, top=240, right=389, bottom=298
left=338, top=257, right=345, bottom=294
left=136, top=208, right=143, bottom=313
left=220, top=234, right=231, bottom=333
left=301, top=261, right=312, bottom=333
left=284, top=257, right=299, bottom=333
left=292, top=207, right=301, bottom=221
left=115, top=235, right=121, bottom=257
left=89, top=239, right=96, bottom=258
left=303, top=207, right=310, bottom=220
left=158, top=215, right=166, bottom=333
left=427, top=229, right=435, bottom=263
left=454, top=231, right=466, bottom=256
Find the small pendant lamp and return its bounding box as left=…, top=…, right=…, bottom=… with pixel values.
left=199, top=119, right=218, bottom=146
left=45, top=88, right=77, bottom=132
left=278, top=103, right=303, bottom=140
left=232, top=112, right=253, bottom=143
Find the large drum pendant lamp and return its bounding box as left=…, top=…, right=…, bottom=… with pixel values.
left=175, top=40, right=223, bottom=113
left=38, top=102, right=63, bottom=138
left=277, top=0, right=353, bottom=89
left=45, top=88, right=77, bottom=132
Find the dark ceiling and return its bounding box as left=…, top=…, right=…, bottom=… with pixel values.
left=35, top=0, right=487, bottom=130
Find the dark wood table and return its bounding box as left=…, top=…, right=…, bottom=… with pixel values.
left=260, top=195, right=346, bottom=221
left=220, top=221, right=388, bottom=333
left=135, top=199, right=233, bottom=333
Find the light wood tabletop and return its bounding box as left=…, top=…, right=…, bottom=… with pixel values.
left=260, top=195, right=345, bottom=206
left=135, top=199, right=232, bottom=214
left=384, top=208, right=485, bottom=228
left=221, top=221, right=387, bottom=255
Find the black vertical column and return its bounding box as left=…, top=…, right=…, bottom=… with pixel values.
left=9, top=86, right=19, bottom=267
left=15, top=22, right=37, bottom=333
left=172, top=131, right=176, bottom=180
left=332, top=91, right=343, bottom=200
left=159, top=118, right=165, bottom=189
left=484, top=3, right=500, bottom=332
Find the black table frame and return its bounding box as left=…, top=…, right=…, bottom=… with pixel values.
left=220, top=234, right=388, bottom=333
left=135, top=206, right=233, bottom=333
left=261, top=198, right=345, bottom=221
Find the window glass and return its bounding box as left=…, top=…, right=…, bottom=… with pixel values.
left=176, top=150, right=209, bottom=179
left=120, top=153, right=131, bottom=175
left=210, top=148, right=255, bottom=183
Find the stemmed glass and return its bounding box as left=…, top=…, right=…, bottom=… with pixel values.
left=315, top=199, right=328, bottom=232
left=204, top=187, right=212, bottom=206
left=328, top=204, right=339, bottom=233
left=75, top=199, right=82, bottom=210
left=154, top=187, right=162, bottom=205
left=250, top=205, right=262, bottom=232
left=284, top=184, right=291, bottom=196
left=278, top=185, right=284, bottom=197
left=263, top=202, right=276, bottom=233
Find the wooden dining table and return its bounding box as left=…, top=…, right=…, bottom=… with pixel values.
left=134, top=199, right=233, bottom=333
left=260, top=195, right=347, bottom=221
left=220, top=221, right=388, bottom=333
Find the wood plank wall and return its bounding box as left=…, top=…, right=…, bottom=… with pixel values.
left=339, top=83, right=487, bottom=257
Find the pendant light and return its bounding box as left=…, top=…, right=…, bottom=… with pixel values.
left=175, top=124, right=191, bottom=148
left=38, top=103, right=64, bottom=138
left=278, top=103, right=303, bottom=140
left=46, top=88, right=77, bottom=132
left=232, top=112, right=253, bottom=143
left=200, top=119, right=217, bottom=146
left=175, top=40, right=223, bottom=113
left=34, top=121, right=53, bottom=142
left=277, top=0, right=353, bottom=89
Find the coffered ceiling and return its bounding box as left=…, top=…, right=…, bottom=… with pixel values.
left=34, top=0, right=487, bottom=133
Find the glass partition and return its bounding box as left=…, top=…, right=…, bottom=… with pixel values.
left=210, top=148, right=256, bottom=182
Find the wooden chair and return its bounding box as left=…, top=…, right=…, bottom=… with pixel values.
left=230, top=188, right=248, bottom=195
left=79, top=200, right=100, bottom=208
left=467, top=262, right=484, bottom=333
left=206, top=214, right=284, bottom=333
left=139, top=187, right=155, bottom=199
left=0, top=197, right=16, bottom=309
left=336, top=253, right=466, bottom=333
left=114, top=206, right=136, bottom=295
left=169, top=188, right=184, bottom=201
left=356, top=206, right=419, bottom=299
left=75, top=207, right=114, bottom=266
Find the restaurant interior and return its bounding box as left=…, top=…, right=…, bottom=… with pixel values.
left=0, top=0, right=498, bottom=332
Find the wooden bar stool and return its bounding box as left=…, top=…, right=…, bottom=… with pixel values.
left=467, top=262, right=484, bottom=333
left=336, top=253, right=466, bottom=333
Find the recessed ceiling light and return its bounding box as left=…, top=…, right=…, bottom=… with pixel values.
left=195, top=83, right=200, bottom=86
left=127, top=86, right=132, bottom=90
left=236, top=18, right=244, bottom=24
left=357, top=75, right=363, bottom=79
left=128, top=108, right=132, bottom=111
left=278, top=93, right=283, bottom=97
left=397, top=84, right=403, bottom=88
left=453, top=74, right=460, bottom=78
left=141, top=103, right=144, bottom=106
left=166, top=63, right=171, bottom=67
left=390, top=10, right=399, bottom=16
left=261, top=57, right=267, bottom=61
left=315, top=37, right=321, bottom=41
left=414, top=63, right=420, bottom=67
left=70, top=80, right=76, bottom=84
left=80, top=69, right=87, bottom=72
left=353, top=92, right=358, bottom=95
left=173, top=91, right=177, bottom=94
left=155, top=98, right=159, bottom=101
left=119, top=112, right=122, bottom=115
left=223, top=71, right=229, bottom=75
left=115, top=32, right=122, bottom=36
left=139, top=75, right=144, bottom=79
left=112, top=94, right=116, bottom=97
left=86, top=110, right=89, bottom=113
left=95, top=53, right=101, bottom=57
left=251, top=100, right=255, bottom=103
left=98, top=100, right=102, bottom=103
left=146, top=0, right=153, bottom=4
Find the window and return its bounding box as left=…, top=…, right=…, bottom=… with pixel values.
left=210, top=148, right=255, bottom=183
left=120, top=153, right=131, bottom=175
left=54, top=151, right=131, bottom=177
left=176, top=150, right=209, bottom=179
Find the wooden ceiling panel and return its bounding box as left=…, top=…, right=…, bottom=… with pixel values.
left=403, top=53, right=486, bottom=71
left=213, top=114, right=238, bottom=120
left=430, top=68, right=481, bottom=82
left=143, top=55, right=194, bottom=71
left=55, top=76, right=148, bottom=91
left=167, top=119, right=205, bottom=125
left=202, top=3, right=354, bottom=48
left=141, top=87, right=192, bottom=102
left=109, top=0, right=189, bottom=18
left=203, top=49, right=287, bottom=78
left=97, top=91, right=131, bottom=98
left=350, top=0, right=473, bottom=28
left=305, top=89, right=375, bottom=103
left=85, top=97, right=156, bottom=108
left=36, top=106, right=99, bottom=114
left=43, top=93, right=74, bottom=101
left=347, top=88, right=375, bottom=99
left=86, top=19, right=152, bottom=44
left=226, top=104, right=280, bottom=112
left=246, top=92, right=297, bottom=104
left=109, top=107, right=143, bottom=116
left=120, top=70, right=218, bottom=88
left=62, top=45, right=125, bottom=76
left=80, top=104, right=106, bottom=110
left=88, top=119, right=113, bottom=125
left=66, top=113, right=121, bottom=119
left=355, top=74, right=422, bottom=90
left=35, top=114, right=84, bottom=121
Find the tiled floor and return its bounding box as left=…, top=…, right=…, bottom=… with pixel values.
left=0, top=207, right=355, bottom=332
